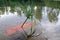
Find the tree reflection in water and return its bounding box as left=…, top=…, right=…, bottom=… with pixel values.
left=47, top=8, right=59, bottom=23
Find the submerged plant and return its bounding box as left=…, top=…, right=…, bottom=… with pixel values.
left=20, top=6, right=42, bottom=40
left=20, top=18, right=42, bottom=40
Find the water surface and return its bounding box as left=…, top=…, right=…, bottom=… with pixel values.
left=0, top=6, right=60, bottom=40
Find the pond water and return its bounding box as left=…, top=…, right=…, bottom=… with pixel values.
left=0, top=6, right=60, bottom=40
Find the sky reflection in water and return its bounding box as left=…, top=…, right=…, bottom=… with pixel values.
left=0, top=6, right=60, bottom=40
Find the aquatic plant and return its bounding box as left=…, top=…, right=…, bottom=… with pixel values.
left=20, top=6, right=41, bottom=40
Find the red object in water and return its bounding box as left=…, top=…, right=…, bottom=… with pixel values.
left=5, top=22, right=34, bottom=35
